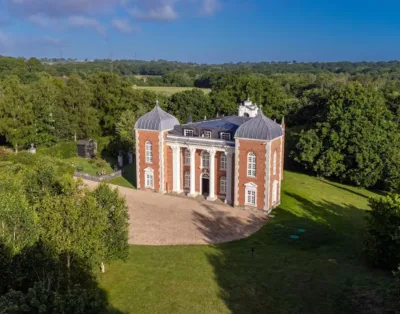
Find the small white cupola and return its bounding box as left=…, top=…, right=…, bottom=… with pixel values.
left=238, top=97, right=259, bottom=118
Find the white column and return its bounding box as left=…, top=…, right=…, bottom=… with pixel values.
left=207, top=149, right=216, bottom=201
left=225, top=151, right=233, bottom=204
left=172, top=145, right=182, bottom=193
left=188, top=147, right=196, bottom=197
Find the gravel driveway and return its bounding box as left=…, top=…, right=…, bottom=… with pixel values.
left=82, top=179, right=267, bottom=245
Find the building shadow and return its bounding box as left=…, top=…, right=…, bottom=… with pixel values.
left=192, top=203, right=267, bottom=244
left=197, top=192, right=394, bottom=313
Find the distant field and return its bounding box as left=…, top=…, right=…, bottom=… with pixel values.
left=133, top=86, right=211, bottom=96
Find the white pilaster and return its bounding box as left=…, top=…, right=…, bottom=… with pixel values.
left=207, top=149, right=216, bottom=201
left=135, top=130, right=140, bottom=189
left=264, top=141, right=271, bottom=211
left=225, top=151, right=233, bottom=204
left=172, top=145, right=182, bottom=193
left=188, top=147, right=196, bottom=197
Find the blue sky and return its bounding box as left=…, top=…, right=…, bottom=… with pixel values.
left=1, top=0, right=400, bottom=63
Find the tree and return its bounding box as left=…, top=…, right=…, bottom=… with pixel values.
left=294, top=82, right=398, bottom=188
left=168, top=89, right=214, bottom=123
left=364, top=194, right=400, bottom=270
left=28, top=75, right=61, bottom=146
left=38, top=178, right=107, bottom=270
left=0, top=76, right=34, bottom=152
left=91, top=183, right=129, bottom=267
left=115, top=110, right=136, bottom=152
left=0, top=172, right=38, bottom=255
left=60, top=75, right=100, bottom=141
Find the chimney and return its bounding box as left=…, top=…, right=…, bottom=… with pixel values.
left=187, top=115, right=193, bottom=124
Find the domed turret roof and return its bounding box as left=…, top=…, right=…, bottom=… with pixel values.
left=235, top=109, right=282, bottom=140
left=135, top=101, right=179, bottom=131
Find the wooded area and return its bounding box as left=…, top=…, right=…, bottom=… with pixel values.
left=0, top=56, right=399, bottom=313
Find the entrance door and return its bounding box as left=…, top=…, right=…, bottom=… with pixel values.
left=201, top=173, right=210, bottom=196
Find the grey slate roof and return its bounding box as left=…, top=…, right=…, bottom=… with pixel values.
left=169, top=115, right=251, bottom=139
left=135, top=102, right=179, bottom=131
left=235, top=110, right=283, bottom=140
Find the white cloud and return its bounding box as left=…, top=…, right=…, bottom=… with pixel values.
left=8, top=0, right=120, bottom=18
left=201, top=0, right=221, bottom=16
left=129, top=3, right=178, bottom=21
left=112, top=19, right=132, bottom=33
left=67, top=16, right=106, bottom=36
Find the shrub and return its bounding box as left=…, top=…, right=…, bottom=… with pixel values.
left=364, top=194, right=400, bottom=270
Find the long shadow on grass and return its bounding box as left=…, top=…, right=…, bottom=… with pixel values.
left=197, top=194, right=392, bottom=314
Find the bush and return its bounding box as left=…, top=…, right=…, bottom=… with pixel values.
left=364, top=194, right=400, bottom=270
left=38, top=141, right=76, bottom=159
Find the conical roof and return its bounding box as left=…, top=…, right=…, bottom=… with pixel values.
left=135, top=101, right=179, bottom=131
left=235, top=109, right=282, bottom=140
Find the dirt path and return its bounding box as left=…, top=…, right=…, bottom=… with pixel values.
left=82, top=179, right=267, bottom=246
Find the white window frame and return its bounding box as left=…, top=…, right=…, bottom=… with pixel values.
left=273, top=151, right=277, bottom=175
left=144, top=168, right=154, bottom=189
left=145, top=141, right=152, bottom=164
left=220, top=132, right=231, bottom=141
left=201, top=151, right=210, bottom=169
left=184, top=129, right=194, bottom=137
left=184, top=149, right=190, bottom=165
left=204, top=130, right=212, bottom=138
left=247, top=152, right=256, bottom=177
left=220, top=153, right=227, bottom=170
left=220, top=176, right=227, bottom=194
left=184, top=171, right=190, bottom=188
left=245, top=182, right=257, bottom=207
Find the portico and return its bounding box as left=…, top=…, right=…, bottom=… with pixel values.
left=167, top=136, right=234, bottom=203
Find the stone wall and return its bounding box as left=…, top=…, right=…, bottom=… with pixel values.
left=74, top=170, right=122, bottom=182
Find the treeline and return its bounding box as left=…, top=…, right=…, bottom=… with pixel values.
left=0, top=154, right=129, bottom=312
left=2, top=55, right=400, bottom=192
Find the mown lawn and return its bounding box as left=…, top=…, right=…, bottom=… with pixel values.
left=133, top=86, right=211, bottom=96
left=99, top=171, right=393, bottom=314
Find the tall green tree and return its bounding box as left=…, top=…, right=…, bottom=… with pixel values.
left=0, top=76, right=34, bottom=152
left=0, top=172, right=38, bottom=255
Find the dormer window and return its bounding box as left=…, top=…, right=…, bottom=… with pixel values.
left=184, top=129, right=194, bottom=137
left=220, top=132, right=231, bottom=141
left=204, top=130, right=212, bottom=138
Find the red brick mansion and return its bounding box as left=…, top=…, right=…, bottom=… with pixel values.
left=134, top=98, right=285, bottom=212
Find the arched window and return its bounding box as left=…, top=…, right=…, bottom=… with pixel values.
left=247, top=152, right=256, bottom=177
left=145, top=141, right=152, bottom=163
left=201, top=151, right=210, bottom=168
left=184, top=171, right=190, bottom=188
left=273, top=151, right=277, bottom=175
left=184, top=150, right=190, bottom=165
left=220, top=176, right=227, bottom=194
left=272, top=180, right=278, bottom=204
left=220, top=153, right=227, bottom=170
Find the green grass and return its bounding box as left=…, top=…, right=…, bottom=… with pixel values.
left=99, top=171, right=393, bottom=314
left=133, top=86, right=211, bottom=96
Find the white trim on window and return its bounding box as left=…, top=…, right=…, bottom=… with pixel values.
left=201, top=151, right=210, bottom=169
left=220, top=132, right=231, bottom=140
left=204, top=130, right=212, bottom=138
left=220, top=176, right=227, bottom=194
left=272, top=180, right=278, bottom=204
left=220, top=153, right=227, bottom=170
left=184, top=129, right=194, bottom=137
left=145, top=141, right=152, bottom=164
left=244, top=182, right=257, bottom=206
left=184, top=171, right=190, bottom=188
left=144, top=167, right=154, bottom=189
left=247, top=152, right=256, bottom=177
left=184, top=149, right=190, bottom=165
left=273, top=150, right=277, bottom=175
